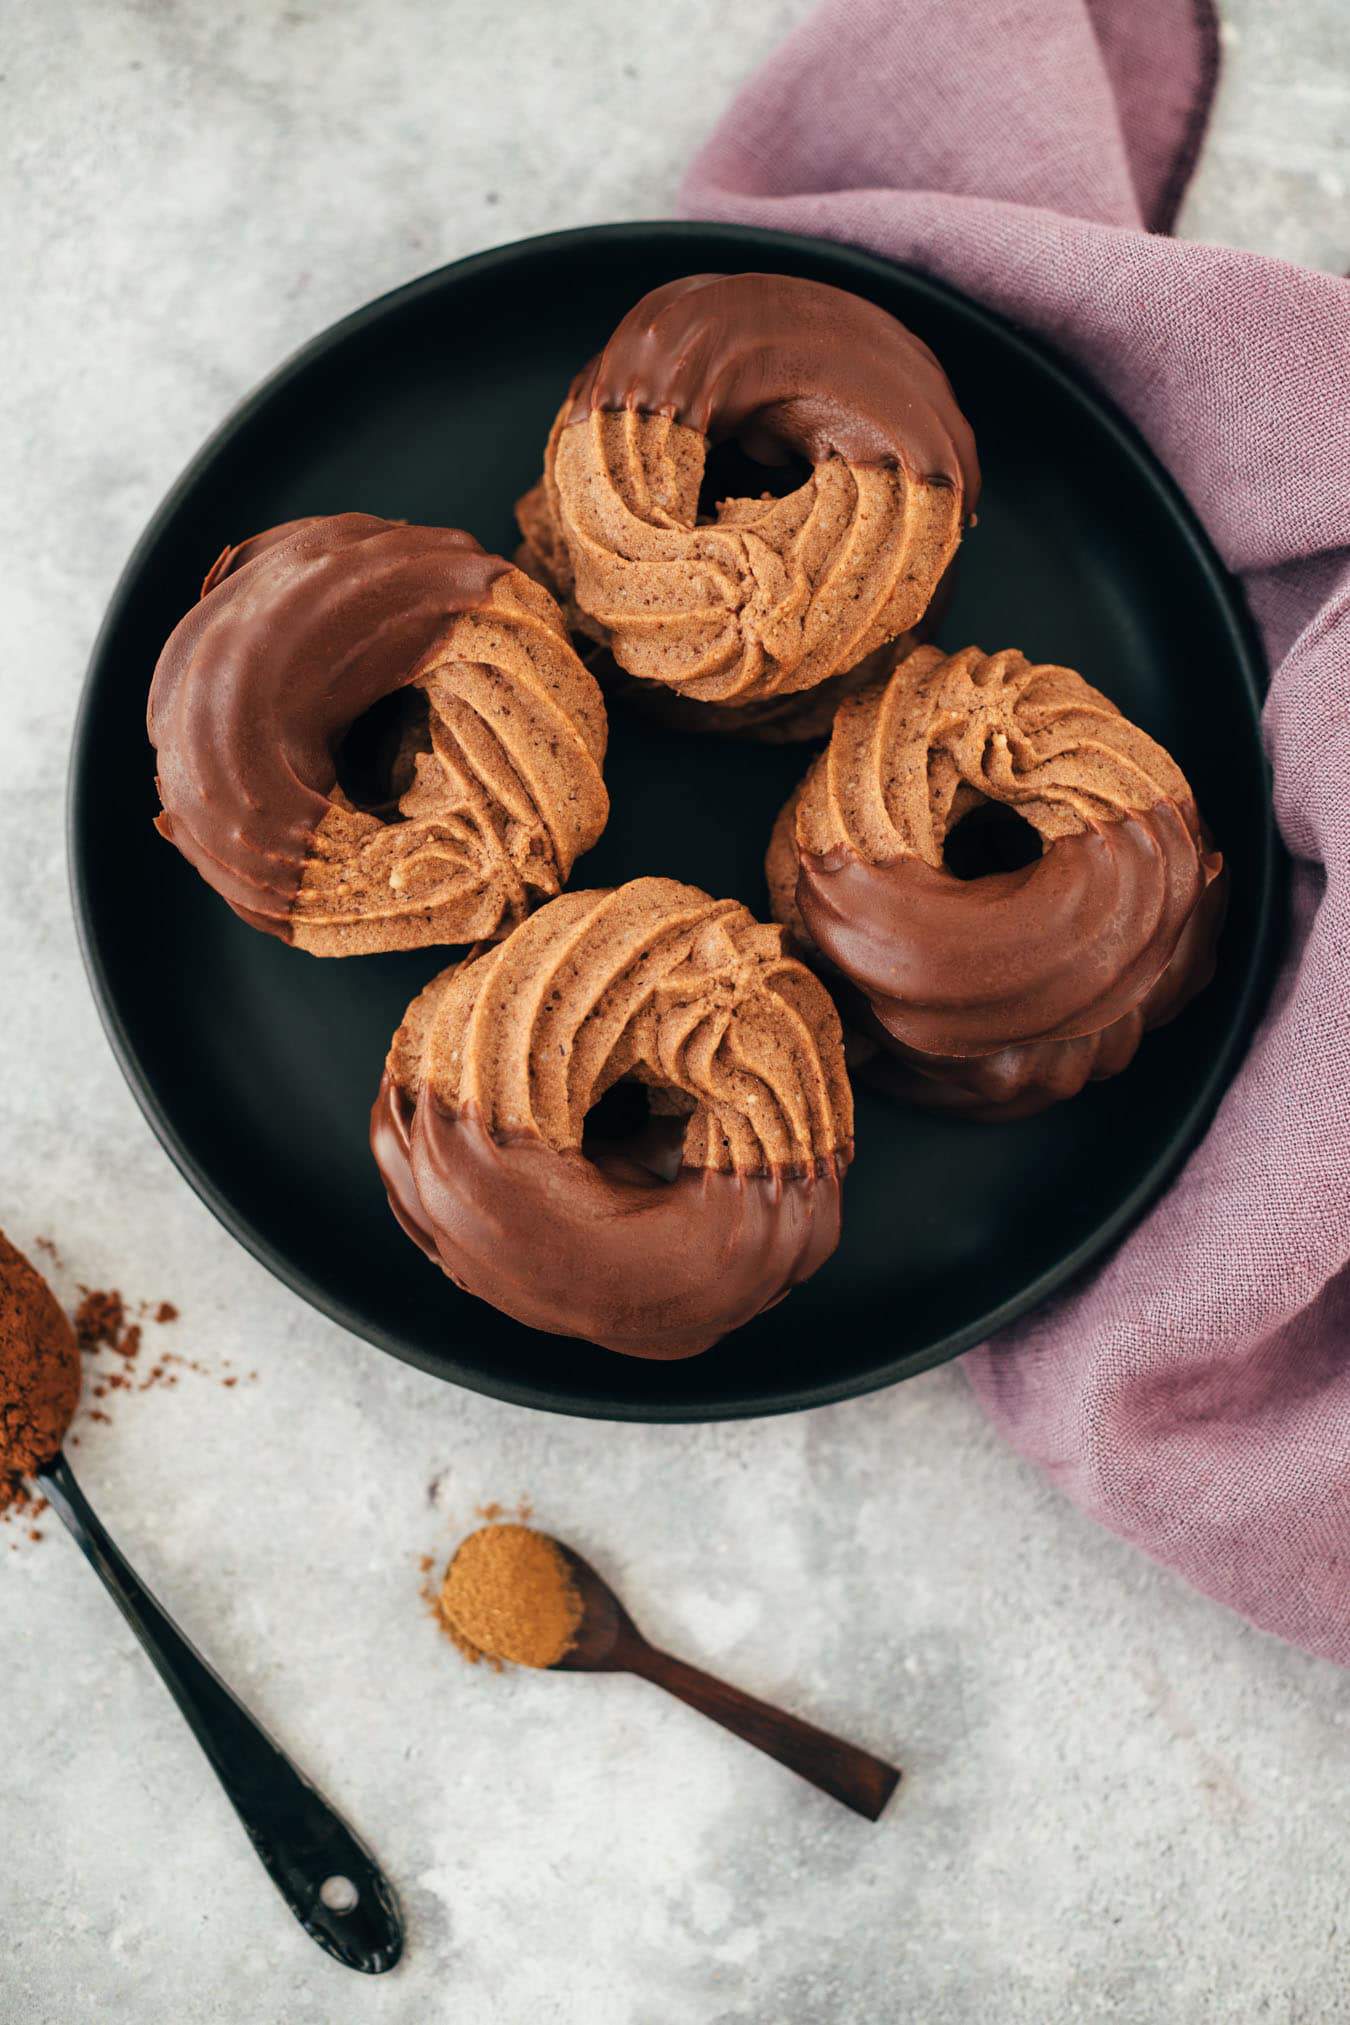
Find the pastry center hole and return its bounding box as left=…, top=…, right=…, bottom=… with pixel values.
left=698, top=435, right=813, bottom=520
left=582, top=1080, right=688, bottom=1184
left=333, top=685, right=432, bottom=822
left=943, top=800, right=1043, bottom=879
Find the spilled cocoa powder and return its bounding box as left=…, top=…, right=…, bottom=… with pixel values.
left=73, top=1287, right=129, bottom=1353
left=3, top=1251, right=258, bottom=1548
left=74, top=1286, right=185, bottom=1407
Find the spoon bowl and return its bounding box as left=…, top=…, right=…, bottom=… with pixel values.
left=552, top=1545, right=643, bottom=1671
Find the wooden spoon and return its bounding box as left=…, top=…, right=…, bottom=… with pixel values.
left=552, top=1543, right=900, bottom=1821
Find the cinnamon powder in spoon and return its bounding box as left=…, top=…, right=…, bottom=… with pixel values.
left=0, top=1231, right=80, bottom=1510
left=437, top=1524, right=581, bottom=1669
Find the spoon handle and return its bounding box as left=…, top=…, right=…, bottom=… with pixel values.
left=627, top=1643, right=900, bottom=1821
left=37, top=1452, right=403, bottom=1973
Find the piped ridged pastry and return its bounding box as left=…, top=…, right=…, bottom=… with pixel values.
left=371, top=877, right=854, bottom=1358
left=149, top=514, right=609, bottom=955
left=570, top=636, right=919, bottom=747
left=516, top=273, right=978, bottom=711
left=767, top=644, right=1225, bottom=1119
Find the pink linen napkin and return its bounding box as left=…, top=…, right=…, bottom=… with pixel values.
left=682, top=0, right=1350, bottom=1664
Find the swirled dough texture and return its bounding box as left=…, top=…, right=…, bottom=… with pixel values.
left=371, top=877, right=854, bottom=1358
left=516, top=273, right=977, bottom=710
left=570, top=635, right=919, bottom=747
left=768, top=644, right=1225, bottom=1119
left=149, top=514, right=609, bottom=955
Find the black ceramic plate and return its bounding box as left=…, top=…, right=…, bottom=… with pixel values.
left=70, top=223, right=1275, bottom=1423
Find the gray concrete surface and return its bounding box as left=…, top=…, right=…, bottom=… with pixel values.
left=2, top=4, right=1348, bottom=2021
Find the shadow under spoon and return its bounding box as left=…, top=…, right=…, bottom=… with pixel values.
left=552, top=1544, right=901, bottom=1822
left=37, top=1449, right=404, bottom=1974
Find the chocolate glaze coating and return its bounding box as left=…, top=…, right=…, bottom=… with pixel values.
left=371, top=1075, right=843, bottom=1361
left=861, top=1006, right=1152, bottom=1121
left=798, top=801, right=1224, bottom=1058
left=199, top=516, right=327, bottom=594
left=855, top=871, right=1225, bottom=1123
left=148, top=514, right=510, bottom=937
left=565, top=272, right=980, bottom=506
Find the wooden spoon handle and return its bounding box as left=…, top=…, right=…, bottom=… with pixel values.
left=627, top=1645, right=899, bottom=1821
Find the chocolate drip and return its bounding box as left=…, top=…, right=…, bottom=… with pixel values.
left=148, top=514, right=510, bottom=938
left=565, top=272, right=979, bottom=507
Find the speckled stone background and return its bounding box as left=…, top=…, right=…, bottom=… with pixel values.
left=3, top=5, right=1348, bottom=2021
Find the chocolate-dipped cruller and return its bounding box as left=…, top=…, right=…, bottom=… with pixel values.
left=767, top=644, right=1226, bottom=1120
left=148, top=514, right=609, bottom=955
left=371, top=877, right=854, bottom=1359
left=516, top=272, right=978, bottom=710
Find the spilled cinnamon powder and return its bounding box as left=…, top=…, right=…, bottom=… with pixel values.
left=435, top=1524, right=582, bottom=1670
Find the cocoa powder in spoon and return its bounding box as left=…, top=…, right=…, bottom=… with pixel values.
left=0, top=1230, right=80, bottom=1510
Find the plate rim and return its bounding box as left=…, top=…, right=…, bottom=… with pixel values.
left=67, top=219, right=1279, bottom=1424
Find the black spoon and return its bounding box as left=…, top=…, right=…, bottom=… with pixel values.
left=36, top=1449, right=404, bottom=1974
